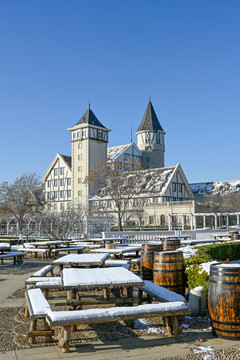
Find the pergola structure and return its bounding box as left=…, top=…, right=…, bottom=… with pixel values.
left=168, top=212, right=240, bottom=230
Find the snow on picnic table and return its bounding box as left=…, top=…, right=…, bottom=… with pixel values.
left=91, top=246, right=141, bottom=254
left=53, top=253, right=109, bottom=264
left=62, top=266, right=144, bottom=288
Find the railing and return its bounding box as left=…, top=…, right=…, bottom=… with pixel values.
left=103, top=228, right=239, bottom=243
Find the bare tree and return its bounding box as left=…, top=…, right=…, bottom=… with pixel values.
left=0, top=173, right=41, bottom=238
left=86, top=159, right=143, bottom=231
left=39, top=207, right=84, bottom=240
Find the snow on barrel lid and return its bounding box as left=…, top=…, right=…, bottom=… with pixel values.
left=158, top=250, right=183, bottom=255
left=214, top=263, right=240, bottom=268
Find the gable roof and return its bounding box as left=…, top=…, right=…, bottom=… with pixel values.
left=137, top=101, right=164, bottom=133
left=42, top=152, right=72, bottom=181
left=90, top=163, right=194, bottom=200
left=61, top=154, right=72, bottom=168
left=107, top=143, right=142, bottom=161
left=73, top=108, right=106, bottom=129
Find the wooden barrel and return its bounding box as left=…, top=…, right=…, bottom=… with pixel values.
left=231, top=234, right=240, bottom=241
left=229, top=231, right=238, bottom=235
left=140, top=243, right=163, bottom=280
left=153, top=250, right=185, bottom=295
left=208, top=262, right=240, bottom=339
left=162, top=238, right=181, bottom=251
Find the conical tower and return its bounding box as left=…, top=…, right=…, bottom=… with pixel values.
left=136, top=101, right=166, bottom=169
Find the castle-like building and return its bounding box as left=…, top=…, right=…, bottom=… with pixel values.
left=43, top=101, right=195, bottom=227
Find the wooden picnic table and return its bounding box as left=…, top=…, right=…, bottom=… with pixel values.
left=52, top=253, right=109, bottom=271
left=61, top=267, right=144, bottom=309
left=91, top=245, right=141, bottom=259
left=87, top=237, right=126, bottom=245
left=29, top=240, right=73, bottom=249
left=0, top=243, right=11, bottom=253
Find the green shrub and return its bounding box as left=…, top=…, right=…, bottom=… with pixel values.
left=185, top=264, right=209, bottom=294
left=184, top=241, right=240, bottom=294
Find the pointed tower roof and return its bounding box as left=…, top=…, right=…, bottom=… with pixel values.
left=137, top=101, right=164, bottom=132
left=73, top=107, right=106, bottom=129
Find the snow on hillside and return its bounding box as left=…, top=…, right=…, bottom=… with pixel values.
left=190, top=180, right=240, bottom=195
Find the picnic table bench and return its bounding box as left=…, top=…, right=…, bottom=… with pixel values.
left=51, top=246, right=84, bottom=257
left=46, top=301, right=191, bottom=353
left=138, top=280, right=186, bottom=304
left=0, top=251, right=26, bottom=265
left=19, top=247, right=50, bottom=259
left=25, top=288, right=53, bottom=344
left=32, top=265, right=55, bottom=277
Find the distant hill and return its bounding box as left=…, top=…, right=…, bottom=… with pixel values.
left=190, top=180, right=240, bottom=196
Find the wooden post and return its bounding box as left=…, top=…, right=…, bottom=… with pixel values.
left=60, top=326, right=71, bottom=353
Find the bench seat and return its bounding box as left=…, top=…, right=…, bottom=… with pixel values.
left=25, top=288, right=53, bottom=343
left=26, top=276, right=60, bottom=285
left=19, top=248, right=50, bottom=259
left=0, top=251, right=26, bottom=265
left=46, top=301, right=190, bottom=353
left=105, top=260, right=130, bottom=269
left=32, top=265, right=54, bottom=277
left=138, top=280, right=186, bottom=304
left=51, top=246, right=84, bottom=257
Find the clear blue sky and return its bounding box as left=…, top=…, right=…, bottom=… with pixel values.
left=1, top=0, right=239, bottom=184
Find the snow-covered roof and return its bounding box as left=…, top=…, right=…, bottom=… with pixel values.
left=190, top=180, right=240, bottom=195
left=107, top=144, right=131, bottom=160
left=107, top=143, right=142, bottom=162
left=91, top=166, right=176, bottom=200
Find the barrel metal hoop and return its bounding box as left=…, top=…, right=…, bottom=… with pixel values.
left=214, top=326, right=240, bottom=334
left=209, top=279, right=240, bottom=285
left=212, top=319, right=240, bottom=326
left=153, top=269, right=184, bottom=273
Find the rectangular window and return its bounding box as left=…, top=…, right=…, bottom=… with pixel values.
left=153, top=197, right=158, bottom=202
left=54, top=204, right=57, bottom=210
left=67, top=178, right=71, bottom=185
left=60, top=179, right=64, bottom=186
left=78, top=154, right=82, bottom=161
left=179, top=184, right=183, bottom=193
left=82, top=130, right=86, bottom=138
left=78, top=178, right=82, bottom=184
left=60, top=168, right=64, bottom=175
left=78, top=190, right=82, bottom=196
left=173, top=183, right=177, bottom=192
left=78, top=143, right=82, bottom=149
left=149, top=216, right=154, bottom=225
left=78, top=166, right=82, bottom=172
left=60, top=191, right=64, bottom=198
left=47, top=180, right=51, bottom=187
left=54, top=168, right=58, bottom=176
left=54, top=191, right=58, bottom=199
left=47, top=192, right=51, bottom=199
left=133, top=199, right=138, bottom=207
left=67, top=190, right=71, bottom=198
left=60, top=203, right=64, bottom=210
left=98, top=130, right=103, bottom=139
left=54, top=180, right=57, bottom=187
